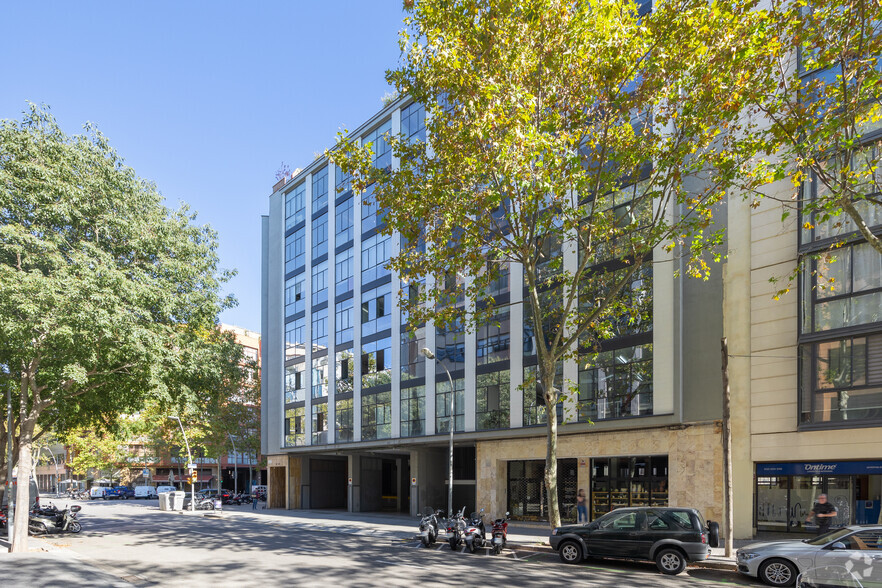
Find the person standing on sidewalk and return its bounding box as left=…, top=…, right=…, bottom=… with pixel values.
left=252, top=491, right=258, bottom=510
left=806, top=494, right=838, bottom=535
left=576, top=489, right=588, bottom=523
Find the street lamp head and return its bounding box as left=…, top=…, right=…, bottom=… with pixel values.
left=420, top=347, right=436, bottom=360
left=168, top=415, right=180, bottom=422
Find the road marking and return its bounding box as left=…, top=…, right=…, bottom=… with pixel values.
left=517, top=552, right=540, bottom=560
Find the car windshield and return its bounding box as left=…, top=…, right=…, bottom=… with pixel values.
left=804, top=527, right=853, bottom=546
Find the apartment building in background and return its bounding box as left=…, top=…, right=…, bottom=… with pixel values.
left=260, top=94, right=729, bottom=523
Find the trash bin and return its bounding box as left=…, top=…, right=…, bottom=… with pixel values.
left=158, top=493, right=170, bottom=511
left=172, top=491, right=186, bottom=511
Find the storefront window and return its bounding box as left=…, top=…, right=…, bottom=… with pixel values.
left=507, top=459, right=577, bottom=521
left=590, top=456, right=668, bottom=520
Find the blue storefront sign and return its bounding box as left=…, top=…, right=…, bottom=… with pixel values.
left=756, top=460, right=882, bottom=476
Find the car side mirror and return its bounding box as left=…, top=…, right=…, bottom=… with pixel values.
left=830, top=542, right=847, bottom=550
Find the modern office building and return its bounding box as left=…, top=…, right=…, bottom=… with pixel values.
left=260, top=95, right=728, bottom=522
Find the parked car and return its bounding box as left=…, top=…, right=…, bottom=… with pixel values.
left=737, top=525, right=882, bottom=587
left=105, top=486, right=135, bottom=500
left=155, top=486, right=176, bottom=495
left=89, top=486, right=107, bottom=500
left=134, top=486, right=158, bottom=499
left=550, top=507, right=719, bottom=575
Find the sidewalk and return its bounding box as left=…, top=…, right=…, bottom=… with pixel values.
left=0, top=536, right=132, bottom=587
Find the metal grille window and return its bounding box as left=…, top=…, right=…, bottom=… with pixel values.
left=335, top=398, right=353, bottom=443
left=436, top=377, right=465, bottom=433
left=507, top=459, right=577, bottom=522
left=476, top=370, right=510, bottom=430
left=362, top=391, right=392, bottom=440
left=400, top=385, right=425, bottom=437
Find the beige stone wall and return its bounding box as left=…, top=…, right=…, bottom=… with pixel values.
left=476, top=423, right=723, bottom=525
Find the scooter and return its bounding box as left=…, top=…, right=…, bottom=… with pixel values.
left=490, top=512, right=510, bottom=554
left=463, top=509, right=487, bottom=553
left=28, top=504, right=81, bottom=535
left=418, top=507, right=442, bottom=547
left=446, top=507, right=467, bottom=551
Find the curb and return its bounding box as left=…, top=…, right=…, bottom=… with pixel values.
left=689, top=559, right=738, bottom=571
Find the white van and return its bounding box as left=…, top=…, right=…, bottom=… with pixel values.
left=155, top=485, right=176, bottom=495
left=134, top=485, right=158, bottom=499
left=89, top=486, right=106, bottom=499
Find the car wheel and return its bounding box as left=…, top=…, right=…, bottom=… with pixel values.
left=558, top=540, right=583, bottom=564
left=759, top=558, right=797, bottom=587
left=655, top=548, right=687, bottom=575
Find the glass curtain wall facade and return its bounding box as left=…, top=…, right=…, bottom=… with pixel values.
left=276, top=99, right=663, bottom=451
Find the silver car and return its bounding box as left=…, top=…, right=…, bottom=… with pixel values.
left=737, top=525, right=882, bottom=587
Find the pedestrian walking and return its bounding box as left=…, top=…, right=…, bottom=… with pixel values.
left=806, top=494, right=838, bottom=535
left=252, top=491, right=258, bottom=510
left=576, top=489, right=588, bottom=523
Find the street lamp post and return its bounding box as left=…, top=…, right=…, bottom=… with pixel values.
left=6, top=380, right=14, bottom=546
left=420, top=347, right=455, bottom=522
left=227, top=432, right=238, bottom=496
left=168, top=416, right=195, bottom=512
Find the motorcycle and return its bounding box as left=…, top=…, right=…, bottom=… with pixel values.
left=464, top=509, right=487, bottom=553
left=28, top=504, right=81, bottom=535
left=418, top=507, right=442, bottom=547
left=446, top=507, right=467, bottom=551
left=490, top=511, right=510, bottom=555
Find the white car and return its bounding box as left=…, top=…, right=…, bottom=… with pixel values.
left=134, top=485, right=158, bottom=499
left=155, top=485, right=176, bottom=495
left=737, top=525, right=882, bottom=587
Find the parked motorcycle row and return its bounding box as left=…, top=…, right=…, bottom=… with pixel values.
left=0, top=502, right=83, bottom=536
left=419, top=507, right=509, bottom=555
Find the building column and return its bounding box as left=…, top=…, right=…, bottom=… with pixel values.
left=509, top=262, right=524, bottom=429
left=348, top=454, right=361, bottom=512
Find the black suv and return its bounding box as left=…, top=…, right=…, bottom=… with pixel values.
left=550, top=507, right=720, bottom=575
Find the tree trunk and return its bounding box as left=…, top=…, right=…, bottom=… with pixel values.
left=721, top=338, right=734, bottom=557
left=541, top=361, right=561, bottom=530
left=12, top=419, right=34, bottom=552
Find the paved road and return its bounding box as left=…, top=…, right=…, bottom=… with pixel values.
left=11, top=499, right=761, bottom=587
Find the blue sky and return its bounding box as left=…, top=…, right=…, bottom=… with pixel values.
left=0, top=1, right=406, bottom=333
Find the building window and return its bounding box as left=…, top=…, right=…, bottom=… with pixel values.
left=361, top=183, right=386, bottom=234
left=578, top=344, right=653, bottom=421
left=336, top=349, right=355, bottom=395
left=507, top=459, right=576, bottom=521
left=361, top=391, right=392, bottom=440
left=285, top=318, right=306, bottom=360
left=401, top=385, right=425, bottom=437
left=801, top=242, right=882, bottom=333
left=800, top=334, right=882, bottom=426
left=285, top=274, right=306, bottom=317
left=362, top=283, right=392, bottom=338
left=312, top=213, right=328, bottom=260
left=476, top=309, right=511, bottom=366
left=284, top=407, right=305, bottom=447
left=335, top=299, right=353, bottom=346
left=311, top=308, right=328, bottom=351
left=523, top=362, right=564, bottom=426
left=285, top=362, right=306, bottom=404
left=312, top=260, right=329, bottom=307
left=311, top=402, right=328, bottom=445
left=476, top=370, right=510, bottom=430
left=285, top=183, right=306, bottom=230
left=436, top=319, right=465, bottom=372
left=362, top=337, right=392, bottom=390
left=401, top=101, right=426, bottom=143
left=311, top=355, right=328, bottom=399
left=361, top=232, right=391, bottom=285
left=312, top=166, right=329, bottom=211
left=401, top=327, right=426, bottom=382
left=436, top=377, right=465, bottom=433
left=363, top=119, right=392, bottom=172
left=335, top=196, right=354, bottom=245
left=285, top=227, right=306, bottom=274
left=590, top=456, right=668, bottom=519
left=335, top=398, right=353, bottom=443
left=579, top=262, right=653, bottom=342
left=336, top=164, right=351, bottom=196
left=335, top=247, right=354, bottom=297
